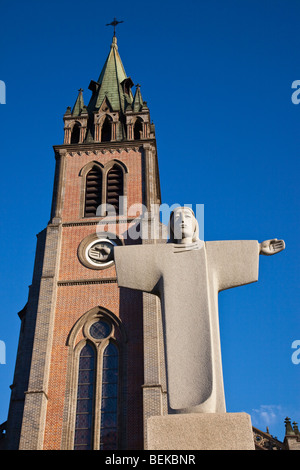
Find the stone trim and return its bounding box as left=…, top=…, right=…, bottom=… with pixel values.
left=53, top=139, right=156, bottom=154
left=50, top=148, right=67, bottom=223
left=18, top=224, right=62, bottom=450
left=24, top=389, right=48, bottom=399
left=62, top=218, right=136, bottom=227
left=58, top=278, right=117, bottom=286
left=141, top=384, right=165, bottom=391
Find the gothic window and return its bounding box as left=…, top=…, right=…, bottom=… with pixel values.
left=68, top=310, right=122, bottom=451
left=81, top=161, right=126, bottom=219
left=134, top=118, right=143, bottom=140
left=100, top=343, right=119, bottom=450
left=84, top=166, right=102, bottom=217
left=71, top=122, right=81, bottom=144
left=74, top=344, right=95, bottom=450
left=106, top=164, right=124, bottom=215
left=101, top=116, right=112, bottom=142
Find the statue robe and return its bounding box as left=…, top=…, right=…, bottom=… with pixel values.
left=114, top=240, right=259, bottom=413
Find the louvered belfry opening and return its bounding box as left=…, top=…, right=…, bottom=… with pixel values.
left=101, top=116, right=112, bottom=142
left=71, top=123, right=81, bottom=144
left=106, top=165, right=123, bottom=215
left=84, top=166, right=102, bottom=217
left=134, top=118, right=143, bottom=140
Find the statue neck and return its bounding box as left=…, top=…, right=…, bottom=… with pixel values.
left=175, top=237, right=194, bottom=245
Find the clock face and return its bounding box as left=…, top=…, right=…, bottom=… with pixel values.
left=85, top=239, right=115, bottom=268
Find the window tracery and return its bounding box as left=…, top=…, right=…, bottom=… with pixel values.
left=68, top=309, right=123, bottom=450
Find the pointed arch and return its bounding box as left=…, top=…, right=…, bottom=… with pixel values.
left=84, top=166, right=102, bottom=217
left=79, top=160, right=127, bottom=219
left=71, top=122, right=81, bottom=144
left=106, top=163, right=124, bottom=215
left=104, top=159, right=128, bottom=175
left=63, top=306, right=126, bottom=450
left=66, top=306, right=126, bottom=348
left=133, top=117, right=143, bottom=140
left=79, top=161, right=104, bottom=178
left=101, top=115, right=112, bottom=142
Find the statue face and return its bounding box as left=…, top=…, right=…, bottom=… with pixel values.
left=172, top=207, right=195, bottom=242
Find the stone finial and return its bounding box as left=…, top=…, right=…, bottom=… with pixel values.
left=284, top=417, right=296, bottom=436
left=293, top=422, right=300, bottom=436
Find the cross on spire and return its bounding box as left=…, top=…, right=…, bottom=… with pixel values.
left=106, top=17, right=124, bottom=36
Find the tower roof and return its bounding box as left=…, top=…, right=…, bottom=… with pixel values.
left=63, top=31, right=154, bottom=144
left=132, top=84, right=144, bottom=112
left=72, top=88, right=86, bottom=116
left=87, top=35, right=133, bottom=113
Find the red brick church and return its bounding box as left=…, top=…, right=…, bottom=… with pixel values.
left=1, top=29, right=299, bottom=451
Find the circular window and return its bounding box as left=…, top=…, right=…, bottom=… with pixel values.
left=89, top=320, right=112, bottom=340
left=85, top=239, right=116, bottom=268
left=78, top=232, right=122, bottom=270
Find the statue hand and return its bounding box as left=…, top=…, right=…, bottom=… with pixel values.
left=88, top=243, right=114, bottom=262
left=101, top=244, right=114, bottom=261
left=260, top=239, right=285, bottom=256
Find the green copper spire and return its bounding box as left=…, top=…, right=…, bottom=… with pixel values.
left=63, top=30, right=154, bottom=145
left=72, top=88, right=86, bottom=116
left=87, top=35, right=133, bottom=113
left=132, top=84, right=144, bottom=112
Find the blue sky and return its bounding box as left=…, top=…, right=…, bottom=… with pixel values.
left=0, top=0, right=299, bottom=443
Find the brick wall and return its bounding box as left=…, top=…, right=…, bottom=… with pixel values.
left=42, top=147, right=145, bottom=449
left=6, top=140, right=162, bottom=450
left=61, top=149, right=143, bottom=222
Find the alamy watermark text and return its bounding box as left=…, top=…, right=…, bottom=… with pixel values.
left=0, top=80, right=6, bottom=104
left=291, top=340, right=300, bottom=365
left=0, top=340, right=5, bottom=364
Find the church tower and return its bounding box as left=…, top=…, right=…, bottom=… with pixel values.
left=4, top=31, right=166, bottom=450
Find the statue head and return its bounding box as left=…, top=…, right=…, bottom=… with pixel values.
left=169, top=207, right=200, bottom=244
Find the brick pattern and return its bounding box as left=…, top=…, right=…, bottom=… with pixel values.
left=5, top=138, right=163, bottom=450
left=41, top=148, right=145, bottom=449
left=43, top=284, right=143, bottom=449
left=61, top=149, right=143, bottom=222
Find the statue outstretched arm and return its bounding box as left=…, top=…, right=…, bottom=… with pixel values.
left=113, top=244, right=161, bottom=293
left=259, top=239, right=285, bottom=256
left=90, top=244, right=114, bottom=262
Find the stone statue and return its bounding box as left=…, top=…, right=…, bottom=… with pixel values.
left=112, top=207, right=285, bottom=414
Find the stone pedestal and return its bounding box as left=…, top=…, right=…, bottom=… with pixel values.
left=146, top=412, right=255, bottom=450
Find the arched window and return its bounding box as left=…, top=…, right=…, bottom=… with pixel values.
left=71, top=122, right=81, bottom=144
left=100, top=343, right=119, bottom=450
left=134, top=118, right=143, bottom=140
left=66, top=309, right=123, bottom=451
left=74, top=344, right=95, bottom=450
left=106, top=165, right=123, bottom=215
left=101, top=116, right=111, bottom=142
left=84, top=166, right=102, bottom=217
